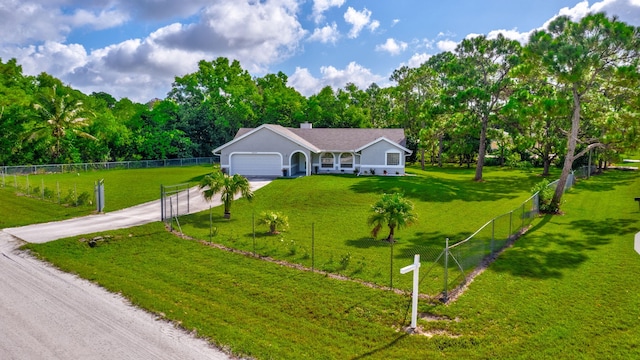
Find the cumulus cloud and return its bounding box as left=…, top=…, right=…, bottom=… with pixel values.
left=375, top=38, right=408, bottom=55
left=69, top=8, right=129, bottom=30
left=404, top=53, right=431, bottom=68
left=344, top=7, right=378, bottom=38
left=288, top=62, right=385, bottom=96
left=437, top=39, right=458, bottom=52
left=311, top=0, right=345, bottom=24
left=2, top=0, right=307, bottom=102
left=308, top=22, right=340, bottom=43
left=544, top=0, right=640, bottom=29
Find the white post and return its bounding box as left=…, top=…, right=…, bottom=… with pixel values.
left=400, top=254, right=421, bottom=330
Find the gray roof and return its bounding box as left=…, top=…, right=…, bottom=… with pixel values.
left=235, top=125, right=408, bottom=152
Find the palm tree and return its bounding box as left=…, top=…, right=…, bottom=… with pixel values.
left=367, top=193, right=417, bottom=242
left=199, top=171, right=254, bottom=219
left=258, top=211, right=289, bottom=234
left=30, top=85, right=95, bottom=159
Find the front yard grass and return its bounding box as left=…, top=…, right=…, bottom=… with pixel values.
left=23, top=167, right=640, bottom=359
left=0, top=165, right=213, bottom=227
left=178, top=166, right=550, bottom=293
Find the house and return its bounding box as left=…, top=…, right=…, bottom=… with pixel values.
left=213, top=122, right=412, bottom=177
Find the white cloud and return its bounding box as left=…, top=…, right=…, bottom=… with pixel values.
left=375, top=38, right=408, bottom=55
left=344, top=7, right=377, bottom=38
left=485, top=29, right=531, bottom=44
left=288, top=67, right=322, bottom=96
left=288, top=62, right=384, bottom=96
left=368, top=20, right=380, bottom=32
left=437, top=39, right=458, bottom=52
left=308, top=22, right=340, bottom=43
left=69, top=8, right=129, bottom=30
left=392, top=19, right=400, bottom=27
left=0, top=1, right=69, bottom=44
left=543, top=0, right=640, bottom=29
left=2, top=0, right=307, bottom=102
left=404, top=53, right=431, bottom=68
left=311, top=0, right=345, bottom=24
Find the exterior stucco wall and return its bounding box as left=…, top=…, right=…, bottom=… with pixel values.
left=359, top=141, right=406, bottom=175
left=219, top=128, right=310, bottom=169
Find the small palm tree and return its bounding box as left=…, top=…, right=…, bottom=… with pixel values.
left=199, top=171, right=254, bottom=219
left=367, top=193, right=417, bottom=242
left=258, top=211, right=289, bottom=234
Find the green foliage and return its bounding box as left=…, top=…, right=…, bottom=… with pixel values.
left=531, top=179, right=558, bottom=213
left=199, top=171, right=254, bottom=218
left=257, top=210, right=289, bottom=234
left=367, top=192, right=418, bottom=242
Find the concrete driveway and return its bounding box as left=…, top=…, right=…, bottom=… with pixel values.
left=4, top=180, right=272, bottom=243
left=0, top=179, right=271, bottom=359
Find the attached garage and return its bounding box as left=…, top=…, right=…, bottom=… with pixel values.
left=229, top=153, right=282, bottom=177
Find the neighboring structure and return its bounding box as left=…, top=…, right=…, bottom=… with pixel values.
left=213, top=122, right=412, bottom=177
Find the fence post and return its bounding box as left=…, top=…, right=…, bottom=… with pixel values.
left=443, top=238, right=449, bottom=302
left=169, top=197, right=173, bottom=231
left=160, top=185, right=164, bottom=221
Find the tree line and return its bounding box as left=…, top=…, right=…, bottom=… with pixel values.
left=1, top=13, right=638, bottom=209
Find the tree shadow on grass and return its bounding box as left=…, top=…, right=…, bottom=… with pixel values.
left=490, top=214, right=640, bottom=279
left=572, top=169, right=636, bottom=193
left=349, top=175, right=526, bottom=203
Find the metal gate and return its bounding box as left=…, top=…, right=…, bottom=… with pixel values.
left=160, top=183, right=191, bottom=221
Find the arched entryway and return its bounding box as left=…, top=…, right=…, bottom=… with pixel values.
left=289, top=151, right=309, bottom=176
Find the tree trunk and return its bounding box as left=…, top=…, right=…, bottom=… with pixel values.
left=474, top=115, right=488, bottom=181
left=542, top=140, right=552, bottom=176
left=552, top=87, right=580, bottom=211
left=421, top=148, right=425, bottom=170
left=386, top=225, right=396, bottom=243
left=438, top=134, right=443, bottom=167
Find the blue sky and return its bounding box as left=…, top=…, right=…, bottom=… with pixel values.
left=1, top=0, right=639, bottom=102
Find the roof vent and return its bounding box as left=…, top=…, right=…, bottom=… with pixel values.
left=300, top=122, right=312, bottom=129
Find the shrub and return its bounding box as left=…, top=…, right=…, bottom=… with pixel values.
left=531, top=180, right=558, bottom=213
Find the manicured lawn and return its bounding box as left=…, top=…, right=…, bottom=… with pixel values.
left=23, top=168, right=640, bottom=359
left=0, top=165, right=214, bottom=227
left=178, top=165, right=550, bottom=294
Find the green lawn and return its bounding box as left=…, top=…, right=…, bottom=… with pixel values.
left=178, top=165, right=550, bottom=294
left=19, top=166, right=640, bottom=359
left=0, top=165, right=214, bottom=227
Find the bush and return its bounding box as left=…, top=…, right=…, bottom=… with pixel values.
left=531, top=180, right=558, bottom=213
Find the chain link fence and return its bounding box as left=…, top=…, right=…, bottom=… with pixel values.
left=1, top=157, right=216, bottom=175
left=173, top=173, right=577, bottom=301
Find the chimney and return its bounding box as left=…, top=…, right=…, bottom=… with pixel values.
left=300, top=122, right=312, bottom=129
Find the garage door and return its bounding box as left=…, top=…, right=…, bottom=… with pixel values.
left=230, top=154, right=281, bottom=176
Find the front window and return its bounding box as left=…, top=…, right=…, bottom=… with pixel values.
left=386, top=152, right=400, bottom=166
left=340, top=153, right=353, bottom=168
left=321, top=153, right=334, bottom=168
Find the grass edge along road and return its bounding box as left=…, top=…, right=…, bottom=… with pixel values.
left=0, top=165, right=213, bottom=227
left=23, top=168, right=640, bottom=359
